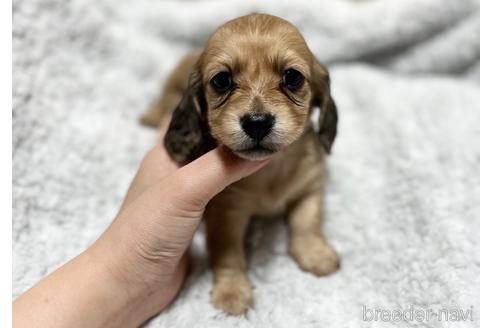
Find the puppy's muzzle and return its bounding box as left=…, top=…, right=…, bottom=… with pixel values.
left=240, top=112, right=275, bottom=141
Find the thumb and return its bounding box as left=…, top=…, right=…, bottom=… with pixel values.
left=111, top=147, right=268, bottom=263
left=120, top=147, right=268, bottom=226
left=167, top=147, right=269, bottom=209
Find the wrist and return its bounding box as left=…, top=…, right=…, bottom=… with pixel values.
left=86, top=234, right=155, bottom=327
left=78, top=244, right=148, bottom=327
left=89, top=219, right=187, bottom=326
left=13, top=236, right=155, bottom=328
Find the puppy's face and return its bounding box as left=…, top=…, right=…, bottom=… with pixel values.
left=199, top=15, right=314, bottom=160
left=165, top=14, right=338, bottom=164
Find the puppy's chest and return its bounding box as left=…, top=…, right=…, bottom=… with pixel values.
left=233, top=149, right=324, bottom=216
left=251, top=166, right=310, bottom=215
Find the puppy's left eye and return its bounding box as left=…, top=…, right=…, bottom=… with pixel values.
left=211, top=72, right=233, bottom=93
left=282, top=69, right=304, bottom=91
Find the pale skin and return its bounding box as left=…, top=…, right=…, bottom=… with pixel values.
left=12, top=121, right=269, bottom=328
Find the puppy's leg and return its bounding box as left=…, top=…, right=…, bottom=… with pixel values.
left=205, top=206, right=252, bottom=315
left=288, top=190, right=340, bottom=276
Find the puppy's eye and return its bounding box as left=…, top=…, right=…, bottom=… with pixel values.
left=282, top=69, right=304, bottom=91
left=211, top=72, right=233, bottom=93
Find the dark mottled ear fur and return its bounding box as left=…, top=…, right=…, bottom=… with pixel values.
left=164, top=71, right=216, bottom=165
left=311, top=60, right=338, bottom=154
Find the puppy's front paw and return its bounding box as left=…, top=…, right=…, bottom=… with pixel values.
left=290, top=239, right=340, bottom=276
left=212, top=275, right=253, bottom=315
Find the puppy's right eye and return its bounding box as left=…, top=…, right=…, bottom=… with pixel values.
left=282, top=69, right=304, bottom=91
left=211, top=72, right=233, bottom=93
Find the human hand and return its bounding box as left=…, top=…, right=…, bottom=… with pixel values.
left=13, top=121, right=269, bottom=328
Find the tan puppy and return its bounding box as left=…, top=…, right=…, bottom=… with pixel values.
left=142, top=13, right=339, bottom=315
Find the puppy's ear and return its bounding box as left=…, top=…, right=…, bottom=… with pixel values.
left=311, top=60, right=338, bottom=154
left=164, top=70, right=216, bottom=164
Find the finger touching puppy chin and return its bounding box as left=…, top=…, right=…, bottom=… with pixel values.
left=232, top=148, right=276, bottom=161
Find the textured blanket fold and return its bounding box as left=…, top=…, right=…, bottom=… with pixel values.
left=13, top=0, right=480, bottom=326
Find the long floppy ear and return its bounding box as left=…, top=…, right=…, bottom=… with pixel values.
left=311, top=59, right=338, bottom=154
left=164, top=70, right=216, bottom=165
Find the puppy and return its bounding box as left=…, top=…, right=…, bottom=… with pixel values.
left=141, top=13, right=339, bottom=315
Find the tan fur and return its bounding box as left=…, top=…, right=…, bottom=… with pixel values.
left=199, top=15, right=313, bottom=159
left=142, top=13, right=339, bottom=315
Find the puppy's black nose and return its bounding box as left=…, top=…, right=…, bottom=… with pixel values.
left=240, top=112, right=275, bottom=141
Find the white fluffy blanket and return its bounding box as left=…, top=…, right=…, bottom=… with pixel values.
left=13, top=0, right=480, bottom=326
